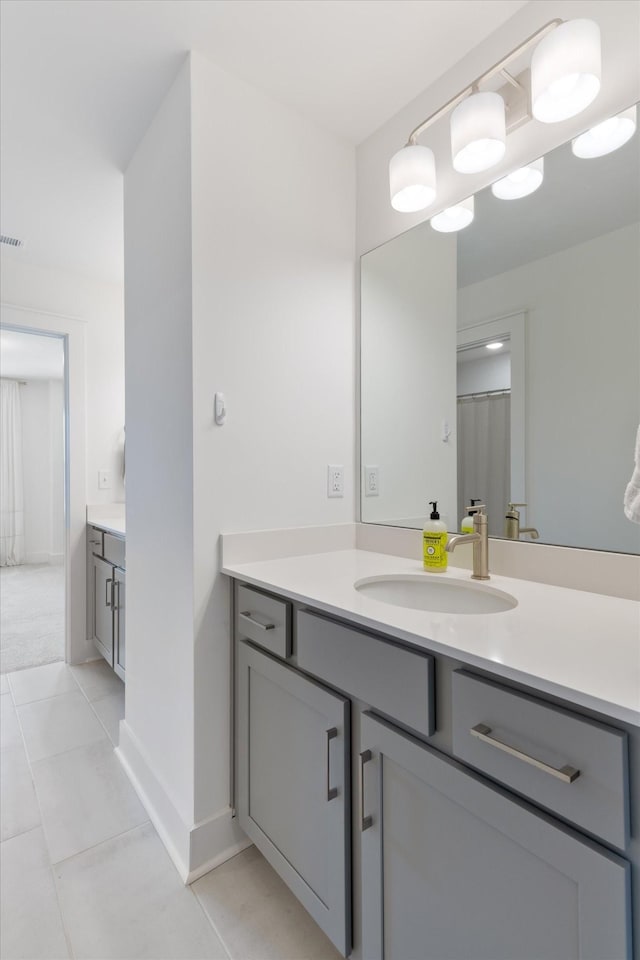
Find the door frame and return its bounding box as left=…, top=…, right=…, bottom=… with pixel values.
left=1, top=301, right=93, bottom=664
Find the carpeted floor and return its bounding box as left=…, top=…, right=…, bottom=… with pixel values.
left=0, top=563, right=65, bottom=673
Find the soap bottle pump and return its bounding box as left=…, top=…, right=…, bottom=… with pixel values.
left=461, top=498, right=481, bottom=534
left=423, top=501, right=448, bottom=572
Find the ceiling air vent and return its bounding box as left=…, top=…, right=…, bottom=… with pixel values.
left=0, top=234, right=24, bottom=249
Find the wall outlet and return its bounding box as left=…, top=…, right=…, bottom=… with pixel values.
left=327, top=464, right=344, bottom=498
left=364, top=465, right=379, bottom=497
left=98, top=470, right=112, bottom=490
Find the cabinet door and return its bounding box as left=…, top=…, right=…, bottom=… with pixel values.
left=113, top=567, right=125, bottom=681
left=237, top=641, right=350, bottom=956
left=92, top=556, right=114, bottom=666
left=360, top=711, right=631, bottom=960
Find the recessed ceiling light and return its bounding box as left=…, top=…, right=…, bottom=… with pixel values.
left=486, top=341, right=503, bottom=350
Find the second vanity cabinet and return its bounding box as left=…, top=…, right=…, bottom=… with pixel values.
left=87, top=525, right=126, bottom=680
left=233, top=581, right=634, bottom=960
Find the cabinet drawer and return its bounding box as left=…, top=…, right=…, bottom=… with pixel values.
left=87, top=526, right=103, bottom=555
left=296, top=611, right=435, bottom=738
left=452, top=670, right=629, bottom=850
left=103, top=533, right=125, bottom=568
left=236, top=584, right=291, bottom=659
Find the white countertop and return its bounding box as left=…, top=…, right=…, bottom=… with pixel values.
left=87, top=505, right=125, bottom=538
left=222, top=549, right=640, bottom=727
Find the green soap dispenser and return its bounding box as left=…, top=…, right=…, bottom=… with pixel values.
left=423, top=501, right=448, bottom=571
left=461, top=498, right=481, bottom=534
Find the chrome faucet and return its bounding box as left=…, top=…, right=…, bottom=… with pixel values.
left=504, top=502, right=539, bottom=540
left=446, top=504, right=490, bottom=580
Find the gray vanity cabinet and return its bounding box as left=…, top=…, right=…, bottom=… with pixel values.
left=359, top=710, right=631, bottom=960
left=236, top=640, right=351, bottom=957
left=92, top=554, right=115, bottom=666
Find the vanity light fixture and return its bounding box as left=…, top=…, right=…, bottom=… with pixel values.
left=389, top=18, right=601, bottom=213
left=491, top=157, right=544, bottom=199
left=571, top=105, right=637, bottom=158
left=430, top=196, right=475, bottom=233
left=485, top=341, right=504, bottom=350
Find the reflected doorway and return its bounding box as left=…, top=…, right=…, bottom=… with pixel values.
left=456, top=336, right=511, bottom=537
left=0, top=329, right=66, bottom=672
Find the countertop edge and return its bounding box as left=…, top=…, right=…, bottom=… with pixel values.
left=222, top=561, right=640, bottom=729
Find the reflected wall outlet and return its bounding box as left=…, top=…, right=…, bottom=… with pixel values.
left=364, top=465, right=379, bottom=497
left=327, top=464, right=344, bottom=498
left=98, top=470, right=112, bottom=490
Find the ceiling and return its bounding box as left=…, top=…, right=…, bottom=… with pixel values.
left=0, top=329, right=64, bottom=380
left=0, top=0, right=527, bottom=285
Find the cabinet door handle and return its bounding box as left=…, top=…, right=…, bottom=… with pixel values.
left=105, top=578, right=113, bottom=609
left=113, top=580, right=120, bottom=612
left=470, top=723, right=580, bottom=783
left=326, top=727, right=338, bottom=801
left=360, top=750, right=373, bottom=831
left=239, top=611, right=275, bottom=632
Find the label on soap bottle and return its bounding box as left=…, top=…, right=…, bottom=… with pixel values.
left=423, top=532, right=448, bottom=570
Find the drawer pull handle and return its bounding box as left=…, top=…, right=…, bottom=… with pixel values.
left=326, top=728, right=338, bottom=801
left=470, top=723, right=580, bottom=784
left=239, top=612, right=275, bottom=632
left=360, top=750, right=373, bottom=831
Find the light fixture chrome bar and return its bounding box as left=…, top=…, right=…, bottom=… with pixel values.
left=407, top=19, right=562, bottom=146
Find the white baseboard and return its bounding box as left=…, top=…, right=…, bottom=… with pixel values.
left=48, top=553, right=64, bottom=565
left=116, top=720, right=249, bottom=884
left=25, top=552, right=48, bottom=564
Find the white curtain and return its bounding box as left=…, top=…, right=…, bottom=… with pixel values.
left=457, top=393, right=510, bottom=537
left=0, top=380, right=25, bottom=565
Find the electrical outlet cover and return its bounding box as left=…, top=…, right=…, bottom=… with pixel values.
left=327, top=464, right=344, bottom=498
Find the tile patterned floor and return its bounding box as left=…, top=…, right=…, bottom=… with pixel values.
left=0, top=661, right=341, bottom=960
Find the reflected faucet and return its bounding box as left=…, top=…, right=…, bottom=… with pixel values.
left=504, top=503, right=539, bottom=540
left=446, top=504, right=490, bottom=580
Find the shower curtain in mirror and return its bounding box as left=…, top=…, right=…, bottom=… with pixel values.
left=0, top=379, right=25, bottom=565
left=457, top=392, right=510, bottom=538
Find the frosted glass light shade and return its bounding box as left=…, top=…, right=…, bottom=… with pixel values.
left=491, top=157, right=544, bottom=199
left=431, top=196, right=475, bottom=233
left=451, top=92, right=506, bottom=173
left=572, top=106, right=637, bottom=158
left=389, top=144, right=437, bottom=212
left=531, top=19, right=601, bottom=123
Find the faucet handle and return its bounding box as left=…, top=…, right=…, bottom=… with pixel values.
left=508, top=502, right=527, bottom=509
left=468, top=503, right=486, bottom=514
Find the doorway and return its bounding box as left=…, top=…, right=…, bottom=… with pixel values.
left=0, top=328, right=67, bottom=672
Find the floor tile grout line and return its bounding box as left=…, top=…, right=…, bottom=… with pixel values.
left=190, top=884, right=234, bottom=960
left=48, top=818, right=153, bottom=871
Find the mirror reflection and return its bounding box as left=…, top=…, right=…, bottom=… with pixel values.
left=361, top=112, right=640, bottom=553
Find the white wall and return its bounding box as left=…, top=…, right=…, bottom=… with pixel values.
left=21, top=378, right=64, bottom=562
left=458, top=223, right=640, bottom=553
left=122, top=51, right=355, bottom=876
left=361, top=223, right=457, bottom=526
left=1, top=255, right=125, bottom=505
left=356, top=0, right=640, bottom=257
left=123, top=58, right=196, bottom=839
left=457, top=353, right=511, bottom=396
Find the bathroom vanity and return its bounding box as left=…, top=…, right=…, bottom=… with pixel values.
left=226, top=548, right=638, bottom=960
left=87, top=517, right=126, bottom=680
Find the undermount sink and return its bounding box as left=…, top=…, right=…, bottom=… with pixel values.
left=354, top=574, right=518, bottom=615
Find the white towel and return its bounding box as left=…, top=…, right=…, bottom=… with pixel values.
left=624, top=424, right=640, bottom=524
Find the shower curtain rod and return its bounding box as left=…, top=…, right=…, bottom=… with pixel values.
left=457, top=388, right=511, bottom=400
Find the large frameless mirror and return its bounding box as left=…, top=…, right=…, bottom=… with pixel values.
left=360, top=107, right=640, bottom=553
